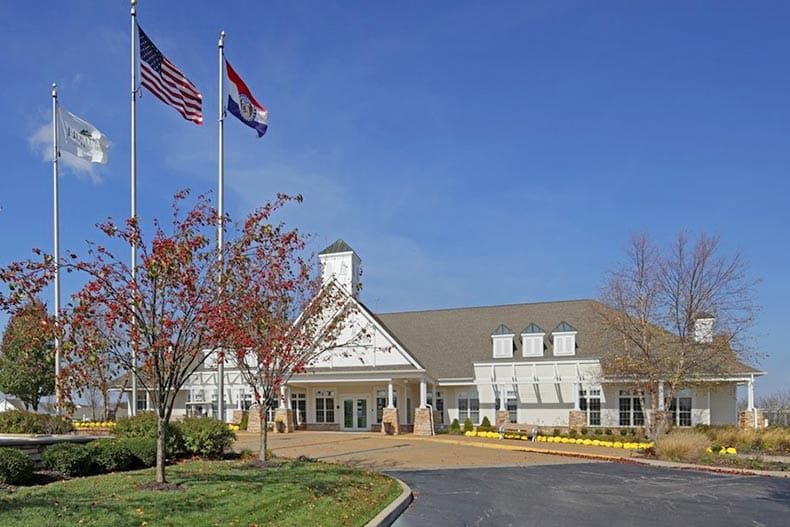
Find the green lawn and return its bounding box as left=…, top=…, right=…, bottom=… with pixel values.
left=0, top=459, right=401, bottom=527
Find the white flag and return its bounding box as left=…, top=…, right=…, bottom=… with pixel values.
left=57, top=108, right=109, bottom=164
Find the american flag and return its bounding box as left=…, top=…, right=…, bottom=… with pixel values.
left=138, top=24, right=203, bottom=124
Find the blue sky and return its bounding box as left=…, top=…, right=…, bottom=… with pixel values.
left=0, top=1, right=787, bottom=397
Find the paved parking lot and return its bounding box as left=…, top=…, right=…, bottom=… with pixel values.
left=390, top=464, right=790, bottom=527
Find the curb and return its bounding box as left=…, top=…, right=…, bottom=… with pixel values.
left=364, top=477, right=413, bottom=527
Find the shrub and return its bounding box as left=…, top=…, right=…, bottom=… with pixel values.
left=463, top=418, right=473, bottom=433
left=42, top=443, right=93, bottom=476
left=593, top=428, right=602, bottom=436
left=580, top=427, right=588, bottom=436
left=177, top=417, right=236, bottom=458
left=604, top=428, right=612, bottom=435
left=89, top=439, right=135, bottom=473
left=480, top=416, right=492, bottom=431
left=121, top=437, right=157, bottom=468
left=450, top=418, right=461, bottom=433
left=655, top=430, right=710, bottom=463
left=569, top=429, right=578, bottom=438
left=619, top=429, right=629, bottom=437
left=0, top=410, right=73, bottom=434
left=552, top=428, right=561, bottom=437
left=113, top=412, right=183, bottom=455
left=0, top=447, right=34, bottom=485
left=239, top=411, right=249, bottom=431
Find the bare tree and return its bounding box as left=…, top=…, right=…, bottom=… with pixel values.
left=599, top=232, right=757, bottom=439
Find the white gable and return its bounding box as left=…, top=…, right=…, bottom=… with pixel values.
left=310, top=299, right=422, bottom=369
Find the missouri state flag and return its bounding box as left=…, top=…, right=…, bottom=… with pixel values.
left=225, top=59, right=268, bottom=137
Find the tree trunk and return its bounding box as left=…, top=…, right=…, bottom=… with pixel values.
left=258, top=406, right=269, bottom=461
left=156, top=414, right=167, bottom=483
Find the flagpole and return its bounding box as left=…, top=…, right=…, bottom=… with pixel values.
left=52, top=83, right=61, bottom=415
left=217, top=30, right=226, bottom=423
left=130, top=0, right=138, bottom=417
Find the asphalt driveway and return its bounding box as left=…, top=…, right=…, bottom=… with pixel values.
left=389, top=463, right=790, bottom=527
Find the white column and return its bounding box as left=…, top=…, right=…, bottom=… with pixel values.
left=419, top=379, right=427, bottom=409
left=280, top=386, right=287, bottom=409
left=387, top=382, right=394, bottom=408
left=499, top=385, right=506, bottom=411
left=145, top=390, right=150, bottom=411
left=574, top=382, right=581, bottom=411
left=658, top=381, right=665, bottom=411
left=286, top=387, right=292, bottom=410
left=747, top=376, right=754, bottom=410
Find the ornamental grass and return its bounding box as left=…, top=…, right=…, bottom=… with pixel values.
left=696, top=425, right=790, bottom=455
left=655, top=430, right=710, bottom=463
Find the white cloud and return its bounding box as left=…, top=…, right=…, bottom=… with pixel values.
left=27, top=123, right=103, bottom=184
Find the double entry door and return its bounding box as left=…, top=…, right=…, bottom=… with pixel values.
left=342, top=396, right=369, bottom=430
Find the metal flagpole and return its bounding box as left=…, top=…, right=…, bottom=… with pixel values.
left=217, top=30, right=226, bottom=423
left=52, top=83, right=61, bottom=415
left=130, top=0, right=138, bottom=417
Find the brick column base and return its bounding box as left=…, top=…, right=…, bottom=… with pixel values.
left=274, top=408, right=294, bottom=433
left=495, top=410, right=510, bottom=428
left=247, top=409, right=262, bottom=433
left=568, top=410, right=587, bottom=429
left=739, top=409, right=766, bottom=429
left=381, top=407, right=400, bottom=435
left=413, top=408, right=433, bottom=436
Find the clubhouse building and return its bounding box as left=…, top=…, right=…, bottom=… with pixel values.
left=130, top=240, right=766, bottom=434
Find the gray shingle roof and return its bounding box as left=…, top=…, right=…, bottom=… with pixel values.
left=376, top=300, right=604, bottom=379
left=375, top=299, right=761, bottom=380
left=319, top=239, right=355, bottom=255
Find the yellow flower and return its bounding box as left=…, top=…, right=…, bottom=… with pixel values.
left=726, top=447, right=737, bottom=455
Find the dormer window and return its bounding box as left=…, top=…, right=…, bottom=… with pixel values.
left=491, top=324, right=515, bottom=358
left=552, top=321, right=577, bottom=356
left=521, top=323, right=545, bottom=357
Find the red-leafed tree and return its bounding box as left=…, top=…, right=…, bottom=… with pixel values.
left=1, top=191, right=231, bottom=484
left=222, top=199, right=364, bottom=462
left=61, top=190, right=227, bottom=484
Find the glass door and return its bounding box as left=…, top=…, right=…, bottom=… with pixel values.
left=342, top=397, right=369, bottom=430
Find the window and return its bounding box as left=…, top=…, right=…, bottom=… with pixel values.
left=435, top=391, right=444, bottom=424
left=457, top=391, right=480, bottom=424
left=552, top=322, right=577, bottom=357
left=522, top=334, right=544, bottom=357
left=315, top=390, right=335, bottom=423
left=136, top=397, right=148, bottom=412
left=579, top=388, right=601, bottom=426
left=495, top=391, right=518, bottom=423
left=492, top=325, right=514, bottom=358
left=669, top=397, right=692, bottom=427
left=239, top=393, right=253, bottom=411
left=618, top=391, right=644, bottom=427
left=290, top=392, right=306, bottom=425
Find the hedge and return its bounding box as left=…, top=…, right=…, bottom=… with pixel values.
left=0, top=447, right=34, bottom=485
left=178, top=417, right=236, bottom=458
left=89, top=439, right=135, bottom=473
left=0, top=410, right=73, bottom=434
left=42, top=443, right=93, bottom=477
left=113, top=412, right=183, bottom=455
